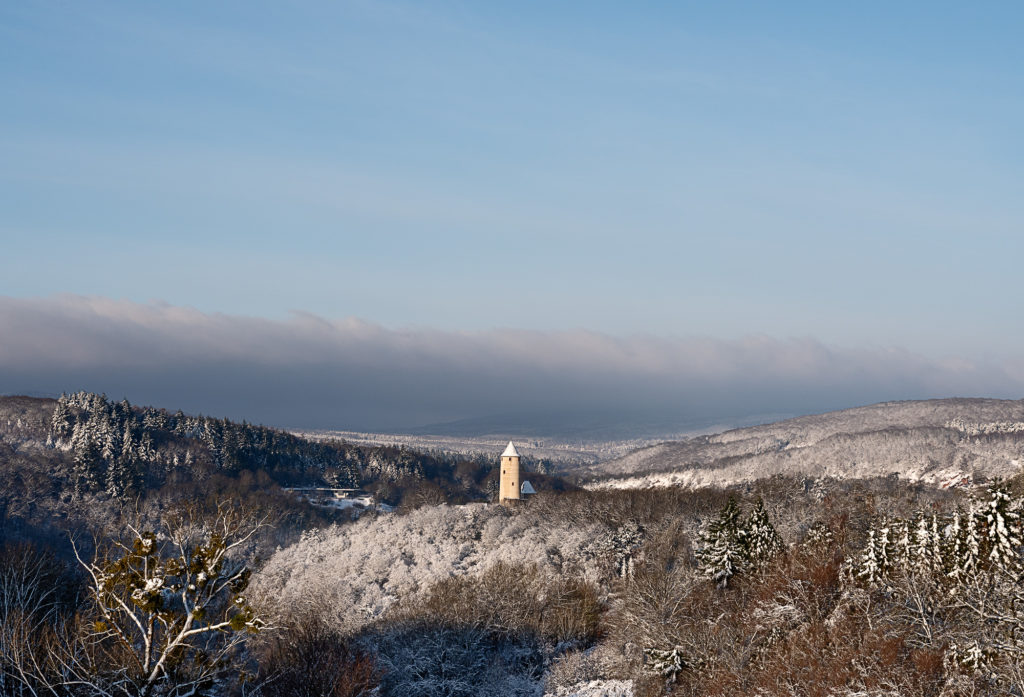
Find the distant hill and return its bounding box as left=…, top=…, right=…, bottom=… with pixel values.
left=404, top=408, right=792, bottom=442
left=583, top=398, right=1024, bottom=489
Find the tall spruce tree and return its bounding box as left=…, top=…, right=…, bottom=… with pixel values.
left=49, top=396, right=73, bottom=443
left=71, top=421, right=102, bottom=496
left=745, top=498, right=784, bottom=569
left=982, top=481, right=1022, bottom=576
left=698, top=497, right=747, bottom=588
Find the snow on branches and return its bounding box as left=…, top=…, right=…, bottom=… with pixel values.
left=69, top=502, right=268, bottom=696
left=850, top=481, right=1024, bottom=683
left=853, top=481, right=1023, bottom=590
left=697, top=497, right=784, bottom=588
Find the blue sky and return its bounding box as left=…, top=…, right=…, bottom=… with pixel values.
left=2, top=3, right=1023, bottom=373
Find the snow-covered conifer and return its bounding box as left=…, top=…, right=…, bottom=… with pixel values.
left=911, top=514, right=933, bottom=575
left=744, top=498, right=784, bottom=569
left=876, top=524, right=893, bottom=581
left=105, top=453, right=136, bottom=500
left=945, top=508, right=964, bottom=584
left=70, top=421, right=102, bottom=496
left=981, top=482, right=1022, bottom=576
left=139, top=432, right=155, bottom=462
left=858, top=528, right=884, bottom=586
left=49, top=397, right=73, bottom=444
left=962, top=501, right=981, bottom=578
left=698, top=498, right=746, bottom=588
left=604, top=520, right=644, bottom=578
left=930, top=513, right=943, bottom=575
left=644, top=646, right=687, bottom=682
left=894, top=519, right=913, bottom=568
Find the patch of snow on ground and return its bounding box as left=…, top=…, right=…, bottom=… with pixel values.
left=545, top=679, right=634, bottom=697
left=287, top=488, right=394, bottom=513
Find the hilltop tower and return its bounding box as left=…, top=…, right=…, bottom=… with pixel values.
left=499, top=441, right=522, bottom=503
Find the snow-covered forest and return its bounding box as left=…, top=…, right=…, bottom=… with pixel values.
left=46, top=390, right=493, bottom=499
left=586, top=398, right=1024, bottom=490
left=6, top=394, right=1024, bottom=695
left=243, top=476, right=1024, bottom=696
left=0, top=393, right=573, bottom=546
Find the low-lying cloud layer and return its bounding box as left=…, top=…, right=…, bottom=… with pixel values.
left=1, top=295, right=1022, bottom=435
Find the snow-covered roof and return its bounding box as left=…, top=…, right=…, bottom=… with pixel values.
left=501, top=441, right=519, bottom=457
left=521, top=480, right=536, bottom=495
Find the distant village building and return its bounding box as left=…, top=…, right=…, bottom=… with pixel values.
left=285, top=487, right=394, bottom=513
left=499, top=441, right=522, bottom=502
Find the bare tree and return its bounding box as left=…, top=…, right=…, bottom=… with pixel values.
left=0, top=544, right=77, bottom=697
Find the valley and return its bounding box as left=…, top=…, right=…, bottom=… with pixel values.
left=6, top=392, right=1024, bottom=695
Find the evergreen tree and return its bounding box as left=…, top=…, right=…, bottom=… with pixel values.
left=139, top=431, right=155, bottom=462
left=930, top=513, right=943, bottom=575
left=605, top=520, right=645, bottom=578
left=876, top=523, right=893, bottom=581
left=49, top=396, right=73, bottom=443
left=698, top=498, right=747, bottom=588
left=119, top=422, right=136, bottom=460
left=858, top=528, right=884, bottom=585
left=981, top=481, right=1022, bottom=576
left=910, top=514, right=934, bottom=575
left=962, top=501, right=982, bottom=578
left=894, top=519, right=913, bottom=568
left=105, top=452, right=137, bottom=500
left=945, top=508, right=965, bottom=583
left=71, top=421, right=102, bottom=496
left=744, top=498, right=784, bottom=569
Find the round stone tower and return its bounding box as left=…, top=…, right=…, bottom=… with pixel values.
left=499, top=441, right=521, bottom=503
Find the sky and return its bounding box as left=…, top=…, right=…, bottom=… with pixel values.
left=2, top=2, right=1023, bottom=432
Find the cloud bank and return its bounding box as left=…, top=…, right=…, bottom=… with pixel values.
left=1, top=295, right=1022, bottom=435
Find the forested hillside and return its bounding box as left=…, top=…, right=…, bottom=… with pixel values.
left=585, top=398, right=1024, bottom=490
left=0, top=392, right=570, bottom=554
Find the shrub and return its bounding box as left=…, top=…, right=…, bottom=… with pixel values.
left=251, top=620, right=378, bottom=697
left=363, top=622, right=543, bottom=697
left=409, top=561, right=601, bottom=645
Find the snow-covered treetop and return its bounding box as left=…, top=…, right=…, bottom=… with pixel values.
left=502, top=441, right=520, bottom=458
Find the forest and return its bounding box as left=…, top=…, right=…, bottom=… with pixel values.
left=3, top=394, right=1024, bottom=695
left=0, top=392, right=568, bottom=547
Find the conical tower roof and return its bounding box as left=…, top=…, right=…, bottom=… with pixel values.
left=501, top=441, right=519, bottom=457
